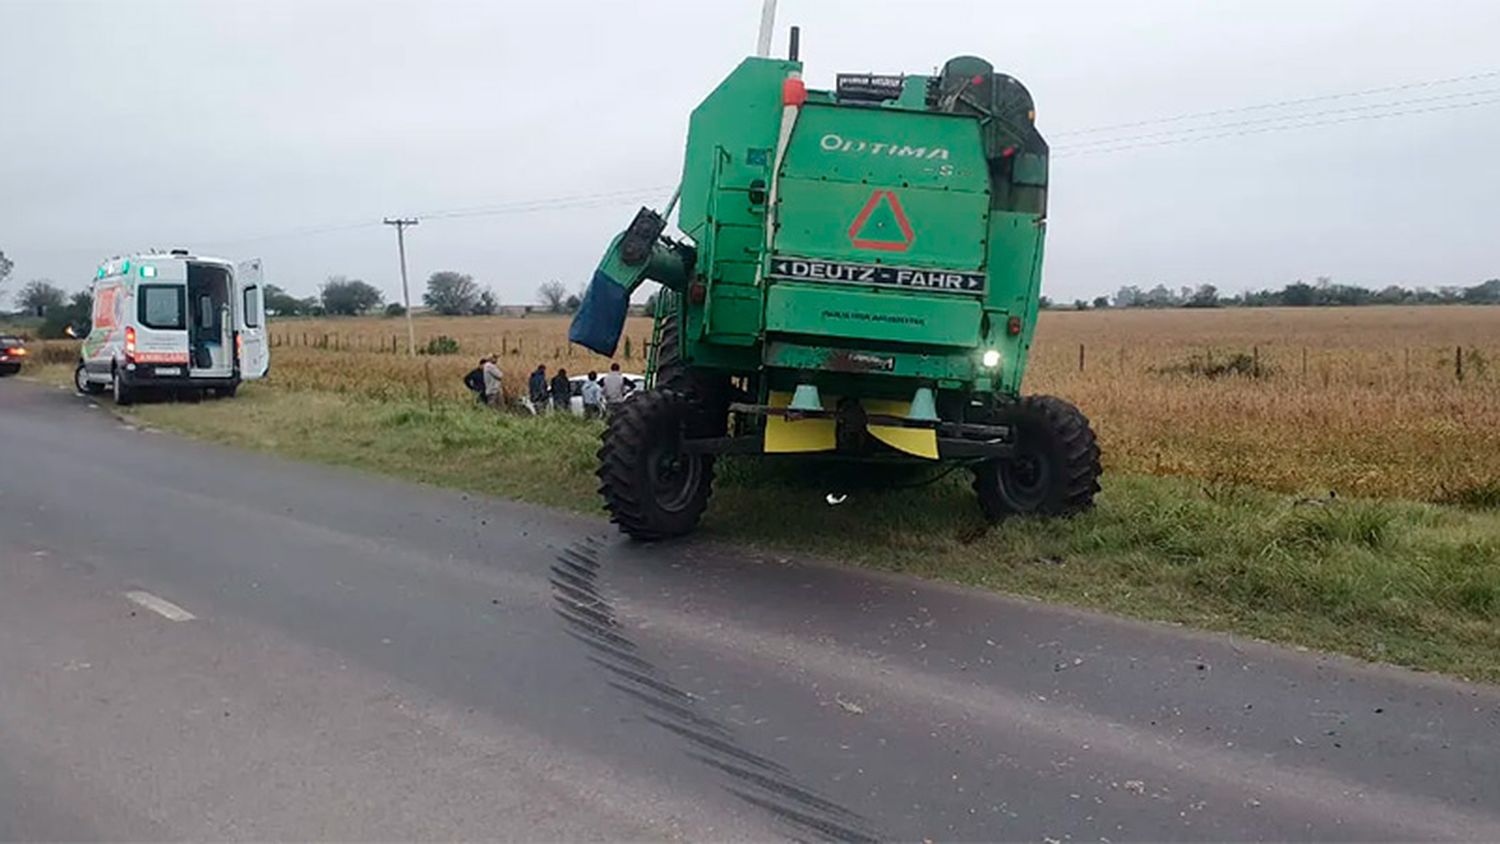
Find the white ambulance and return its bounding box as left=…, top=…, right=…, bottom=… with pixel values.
left=74, top=250, right=269, bottom=404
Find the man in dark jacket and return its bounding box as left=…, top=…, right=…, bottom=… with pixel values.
left=463, top=361, right=486, bottom=404
left=550, top=368, right=571, bottom=414
left=528, top=364, right=548, bottom=412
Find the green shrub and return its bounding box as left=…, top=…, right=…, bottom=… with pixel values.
left=1153, top=351, right=1272, bottom=379
left=419, top=335, right=461, bottom=356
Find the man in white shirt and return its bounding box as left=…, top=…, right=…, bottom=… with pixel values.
left=600, top=362, right=628, bottom=410
left=482, top=356, right=504, bottom=408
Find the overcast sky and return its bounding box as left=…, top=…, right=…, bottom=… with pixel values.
left=3, top=0, right=1498, bottom=306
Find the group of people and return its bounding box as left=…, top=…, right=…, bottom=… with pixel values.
left=464, top=357, right=632, bottom=418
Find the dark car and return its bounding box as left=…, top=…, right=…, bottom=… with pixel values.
left=0, top=335, right=27, bottom=375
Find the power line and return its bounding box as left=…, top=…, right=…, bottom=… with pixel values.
left=189, top=185, right=673, bottom=247
left=35, top=70, right=1500, bottom=258
left=1053, top=95, right=1500, bottom=158
left=416, top=185, right=674, bottom=221
left=1049, top=68, right=1500, bottom=138
left=193, top=218, right=384, bottom=247
left=1054, top=86, right=1500, bottom=151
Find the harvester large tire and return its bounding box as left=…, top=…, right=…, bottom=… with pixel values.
left=653, top=312, right=691, bottom=393
left=973, top=395, right=1101, bottom=521
left=653, top=313, right=732, bottom=437
left=598, top=388, right=715, bottom=540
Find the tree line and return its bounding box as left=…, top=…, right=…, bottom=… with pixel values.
left=265, top=272, right=501, bottom=317
left=4, top=244, right=1493, bottom=326
left=1043, top=277, right=1500, bottom=310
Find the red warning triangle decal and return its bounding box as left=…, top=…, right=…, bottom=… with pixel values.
left=848, top=190, right=915, bottom=252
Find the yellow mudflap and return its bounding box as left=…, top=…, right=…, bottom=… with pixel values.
left=764, top=391, right=836, bottom=453
left=863, top=398, right=940, bottom=460
left=762, top=393, right=939, bottom=460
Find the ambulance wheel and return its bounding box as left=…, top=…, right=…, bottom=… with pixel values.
left=973, top=395, right=1101, bottom=521
left=111, top=370, right=134, bottom=406
left=75, top=363, right=104, bottom=395
left=598, top=388, right=714, bottom=540
left=218, top=382, right=239, bottom=398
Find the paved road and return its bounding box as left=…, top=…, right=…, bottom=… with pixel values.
left=2, top=376, right=1498, bottom=842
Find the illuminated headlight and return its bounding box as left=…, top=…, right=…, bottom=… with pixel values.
left=981, top=349, right=1002, bottom=368
left=139, top=264, right=157, bottom=278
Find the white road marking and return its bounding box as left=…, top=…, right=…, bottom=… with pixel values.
left=124, top=590, right=197, bottom=621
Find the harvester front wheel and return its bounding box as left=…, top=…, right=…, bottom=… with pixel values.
left=974, top=395, right=1101, bottom=521
left=598, top=388, right=714, bottom=540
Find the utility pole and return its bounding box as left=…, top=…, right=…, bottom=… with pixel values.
left=383, top=217, right=419, bottom=356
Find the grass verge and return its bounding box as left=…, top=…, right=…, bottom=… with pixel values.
left=70, top=380, right=1500, bottom=683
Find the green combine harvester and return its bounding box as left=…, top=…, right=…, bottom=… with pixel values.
left=571, top=38, right=1101, bottom=540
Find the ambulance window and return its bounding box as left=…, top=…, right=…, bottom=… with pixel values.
left=243, top=286, right=260, bottom=327
left=139, top=285, right=186, bottom=330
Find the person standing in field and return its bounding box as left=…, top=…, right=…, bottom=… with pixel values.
left=601, top=362, right=627, bottom=412
left=482, top=355, right=505, bottom=409
left=462, top=360, right=487, bottom=404
left=550, top=367, right=571, bottom=414
left=528, top=364, right=548, bottom=413
left=580, top=371, right=603, bottom=419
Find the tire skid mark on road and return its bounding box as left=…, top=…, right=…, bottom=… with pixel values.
left=551, top=538, right=878, bottom=843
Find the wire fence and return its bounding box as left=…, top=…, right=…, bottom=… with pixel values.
left=267, top=332, right=1495, bottom=387
left=268, top=331, right=655, bottom=362
left=1045, top=342, right=1493, bottom=385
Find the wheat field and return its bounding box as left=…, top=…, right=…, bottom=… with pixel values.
left=241, top=306, right=1498, bottom=503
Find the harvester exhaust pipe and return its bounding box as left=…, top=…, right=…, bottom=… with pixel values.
left=756, top=0, right=777, bottom=57
left=789, top=26, right=800, bottom=61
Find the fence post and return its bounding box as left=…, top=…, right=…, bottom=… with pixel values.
left=1252, top=345, right=1260, bottom=378
left=1301, top=347, right=1308, bottom=378
left=424, top=359, right=434, bottom=412
left=1404, top=347, right=1410, bottom=385
left=1078, top=343, right=1085, bottom=372
left=1456, top=345, right=1464, bottom=382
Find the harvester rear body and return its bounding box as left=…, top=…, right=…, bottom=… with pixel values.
left=573, top=50, right=1100, bottom=539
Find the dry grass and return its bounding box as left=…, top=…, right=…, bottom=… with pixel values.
left=1025, top=307, right=1500, bottom=504
left=43, top=305, right=1500, bottom=504
left=264, top=315, right=655, bottom=401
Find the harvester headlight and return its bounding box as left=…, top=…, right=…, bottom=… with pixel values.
left=981, top=349, right=1002, bottom=368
